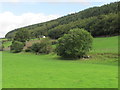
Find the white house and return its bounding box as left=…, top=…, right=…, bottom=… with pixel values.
left=42, top=36, right=46, bottom=38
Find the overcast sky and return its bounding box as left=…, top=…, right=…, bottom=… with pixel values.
left=0, top=0, right=118, bottom=38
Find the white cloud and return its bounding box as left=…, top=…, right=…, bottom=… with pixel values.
left=0, top=11, right=61, bottom=38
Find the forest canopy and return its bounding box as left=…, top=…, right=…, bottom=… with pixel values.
left=5, top=1, right=119, bottom=39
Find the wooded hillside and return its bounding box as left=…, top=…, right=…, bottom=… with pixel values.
left=5, top=1, right=119, bottom=39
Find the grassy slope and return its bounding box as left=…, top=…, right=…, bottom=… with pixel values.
left=2, top=36, right=118, bottom=88
left=3, top=41, right=12, bottom=48
left=0, top=38, right=12, bottom=48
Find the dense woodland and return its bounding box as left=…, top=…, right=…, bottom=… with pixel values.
left=5, top=1, right=119, bottom=39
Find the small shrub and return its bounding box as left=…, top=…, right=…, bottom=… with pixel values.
left=25, top=47, right=32, bottom=52
left=2, top=40, right=8, bottom=43
left=0, top=45, right=4, bottom=51
left=31, top=38, right=52, bottom=54
left=51, top=40, right=58, bottom=45
left=56, top=28, right=93, bottom=59
left=10, top=41, right=24, bottom=53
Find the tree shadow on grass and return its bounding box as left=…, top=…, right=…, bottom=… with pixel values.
left=54, top=56, right=80, bottom=61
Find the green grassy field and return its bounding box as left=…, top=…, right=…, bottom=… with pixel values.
left=92, top=36, right=118, bottom=53
left=2, top=36, right=118, bottom=88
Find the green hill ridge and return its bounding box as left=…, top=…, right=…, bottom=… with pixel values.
left=5, top=1, right=119, bottom=39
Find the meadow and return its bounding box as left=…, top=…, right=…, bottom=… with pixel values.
left=2, top=36, right=118, bottom=88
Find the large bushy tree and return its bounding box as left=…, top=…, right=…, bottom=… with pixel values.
left=56, top=28, right=93, bottom=59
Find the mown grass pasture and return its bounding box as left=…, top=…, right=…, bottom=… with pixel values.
left=2, top=36, right=118, bottom=88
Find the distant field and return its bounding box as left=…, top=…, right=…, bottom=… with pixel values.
left=0, top=38, right=12, bottom=48
left=2, top=36, right=118, bottom=88
left=0, top=38, right=8, bottom=41
left=2, top=41, right=12, bottom=48
left=92, top=36, right=118, bottom=53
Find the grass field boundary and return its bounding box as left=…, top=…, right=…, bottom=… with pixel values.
left=0, top=41, right=2, bottom=89
left=1, top=88, right=118, bottom=90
